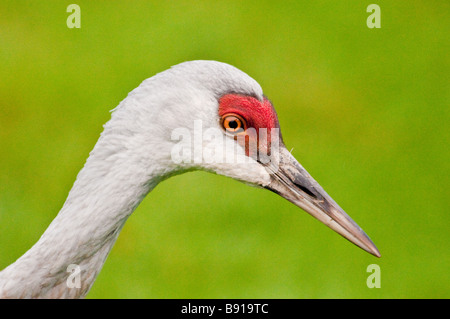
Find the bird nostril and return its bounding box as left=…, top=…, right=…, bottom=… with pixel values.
left=296, top=184, right=317, bottom=199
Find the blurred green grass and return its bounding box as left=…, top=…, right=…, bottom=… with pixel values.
left=0, top=1, right=448, bottom=298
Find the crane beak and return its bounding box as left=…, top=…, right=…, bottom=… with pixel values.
left=264, top=147, right=381, bottom=257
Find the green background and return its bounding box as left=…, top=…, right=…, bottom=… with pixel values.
left=0, top=1, right=448, bottom=298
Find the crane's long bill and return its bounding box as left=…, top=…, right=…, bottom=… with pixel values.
left=264, top=147, right=381, bottom=257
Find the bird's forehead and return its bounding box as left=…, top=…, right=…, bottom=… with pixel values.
left=170, top=60, right=264, bottom=100
left=218, top=94, right=279, bottom=130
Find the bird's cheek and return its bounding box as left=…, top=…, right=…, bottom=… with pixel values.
left=234, top=129, right=270, bottom=160
left=233, top=131, right=252, bottom=158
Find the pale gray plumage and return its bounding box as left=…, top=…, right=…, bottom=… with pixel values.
left=0, top=61, right=269, bottom=298
left=0, top=60, right=379, bottom=299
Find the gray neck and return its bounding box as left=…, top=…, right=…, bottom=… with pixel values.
left=0, top=127, right=166, bottom=298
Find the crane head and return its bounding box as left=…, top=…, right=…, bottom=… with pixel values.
left=121, top=60, right=380, bottom=257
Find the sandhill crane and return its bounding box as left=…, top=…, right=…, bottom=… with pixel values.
left=0, top=61, right=380, bottom=298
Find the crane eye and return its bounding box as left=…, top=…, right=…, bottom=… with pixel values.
left=221, top=114, right=246, bottom=134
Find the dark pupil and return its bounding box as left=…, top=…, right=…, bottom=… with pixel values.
left=229, top=120, right=239, bottom=129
